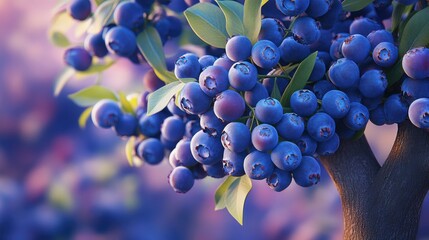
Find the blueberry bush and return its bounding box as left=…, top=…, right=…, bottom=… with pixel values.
left=51, top=0, right=429, bottom=238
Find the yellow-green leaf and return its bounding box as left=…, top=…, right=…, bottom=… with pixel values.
left=54, top=67, right=75, bottom=96
left=79, top=106, right=93, bottom=129
left=243, top=0, right=262, bottom=43
left=68, top=85, right=118, bottom=107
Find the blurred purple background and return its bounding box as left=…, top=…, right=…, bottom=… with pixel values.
left=0, top=1, right=428, bottom=239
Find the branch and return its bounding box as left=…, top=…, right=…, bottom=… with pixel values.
left=320, top=136, right=381, bottom=239
left=367, top=120, right=429, bottom=239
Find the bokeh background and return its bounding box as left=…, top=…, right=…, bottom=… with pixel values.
left=0, top=1, right=428, bottom=239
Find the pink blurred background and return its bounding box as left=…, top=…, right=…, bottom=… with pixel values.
left=0, top=1, right=428, bottom=239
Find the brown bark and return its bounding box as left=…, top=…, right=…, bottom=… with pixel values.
left=320, top=121, right=429, bottom=240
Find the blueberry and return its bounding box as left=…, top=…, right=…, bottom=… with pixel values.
left=306, top=0, right=331, bottom=17
left=409, top=98, right=429, bottom=129
left=279, top=37, right=311, bottom=64
left=221, top=122, right=251, bottom=153
left=67, top=0, right=91, bottom=21
left=84, top=32, right=108, bottom=58
left=223, top=149, right=246, bottom=176
left=104, top=26, right=137, bottom=57
left=243, top=151, right=274, bottom=180
left=402, top=47, right=429, bottom=79
left=143, top=69, right=165, bottom=92
left=225, top=35, right=252, bottom=62
left=308, top=57, right=326, bottom=82
left=174, top=139, right=199, bottom=167
left=349, top=18, right=383, bottom=37
left=290, top=89, right=318, bottom=117
left=344, top=102, right=370, bottom=130
left=213, top=90, right=246, bottom=122
left=328, top=58, right=360, bottom=89
left=322, top=90, right=351, bottom=118
left=292, top=156, right=321, bottom=187
left=185, top=119, right=201, bottom=139
left=138, top=112, right=166, bottom=137
left=251, top=40, right=280, bottom=69
left=161, top=116, right=185, bottom=142
left=372, top=42, right=398, bottom=67
left=291, top=17, right=320, bottom=45
left=313, top=80, right=336, bottom=100
left=396, top=0, right=418, bottom=5
left=161, top=136, right=178, bottom=151
left=362, top=96, right=383, bottom=111
left=262, top=75, right=290, bottom=95
left=244, top=82, right=270, bottom=107
left=370, top=104, right=386, bottom=126
left=198, top=55, right=217, bottom=70
left=316, top=133, right=340, bottom=156
left=341, top=34, right=371, bottom=64
left=258, top=18, right=286, bottom=46
left=137, top=138, right=164, bottom=165
left=200, top=109, right=226, bottom=137
left=275, top=0, right=310, bottom=16
left=295, top=133, right=318, bottom=155
left=169, top=166, right=194, bottom=193
left=203, top=161, right=226, bottom=178
left=329, top=36, right=347, bottom=60
left=198, top=66, right=229, bottom=97
left=316, top=0, right=342, bottom=29
left=367, top=30, right=394, bottom=50
left=113, top=1, right=145, bottom=31
left=213, top=56, right=235, bottom=71
left=255, top=97, right=283, bottom=124
left=307, top=112, right=336, bottom=142
left=190, top=130, right=223, bottom=165
left=174, top=53, right=201, bottom=79
left=180, top=82, right=212, bottom=115
left=344, top=88, right=363, bottom=102
left=251, top=124, right=279, bottom=152
left=310, top=30, right=332, bottom=52
left=64, top=47, right=92, bottom=71
left=114, top=113, right=138, bottom=136
left=359, top=70, right=388, bottom=98
left=271, top=141, right=302, bottom=171
left=401, top=77, right=429, bottom=103
left=228, top=61, right=258, bottom=91
left=167, top=98, right=186, bottom=117
left=135, top=0, right=155, bottom=10
left=91, top=99, right=122, bottom=128
left=384, top=94, right=408, bottom=124
left=266, top=168, right=292, bottom=192
left=169, top=149, right=181, bottom=167
left=166, top=16, right=183, bottom=37
left=154, top=17, right=170, bottom=43
left=276, top=113, right=305, bottom=140
left=190, top=163, right=208, bottom=180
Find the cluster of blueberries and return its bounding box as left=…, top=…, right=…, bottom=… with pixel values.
left=80, top=0, right=429, bottom=194
left=63, top=0, right=185, bottom=71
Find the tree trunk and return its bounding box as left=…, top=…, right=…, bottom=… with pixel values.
left=320, top=121, right=429, bottom=240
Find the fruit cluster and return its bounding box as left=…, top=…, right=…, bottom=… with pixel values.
left=67, top=0, right=429, bottom=196
left=63, top=0, right=186, bottom=70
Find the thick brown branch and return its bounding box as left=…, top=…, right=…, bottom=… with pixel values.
left=320, top=136, right=381, bottom=239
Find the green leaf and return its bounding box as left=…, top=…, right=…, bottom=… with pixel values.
left=179, top=27, right=207, bottom=46
left=184, top=3, right=228, bottom=48
left=386, top=60, right=404, bottom=87
left=68, top=85, right=118, bottom=107
left=217, top=0, right=245, bottom=37
left=280, top=51, right=318, bottom=107
left=399, top=7, right=429, bottom=55
left=50, top=31, right=71, bottom=47
left=54, top=67, right=75, bottom=96
left=79, top=106, right=93, bottom=129
left=137, top=26, right=177, bottom=84
left=262, top=0, right=269, bottom=6
left=271, top=78, right=282, bottom=101
left=214, top=176, right=252, bottom=225
left=342, top=0, right=374, bottom=12
left=95, top=0, right=108, bottom=6
left=214, top=176, right=237, bottom=210
left=147, top=81, right=185, bottom=115
left=125, top=136, right=136, bottom=166
left=119, top=92, right=135, bottom=115
left=87, top=0, right=119, bottom=34
left=179, top=78, right=197, bottom=83
left=243, top=0, right=262, bottom=43
left=391, top=3, right=413, bottom=33
left=75, top=59, right=116, bottom=76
